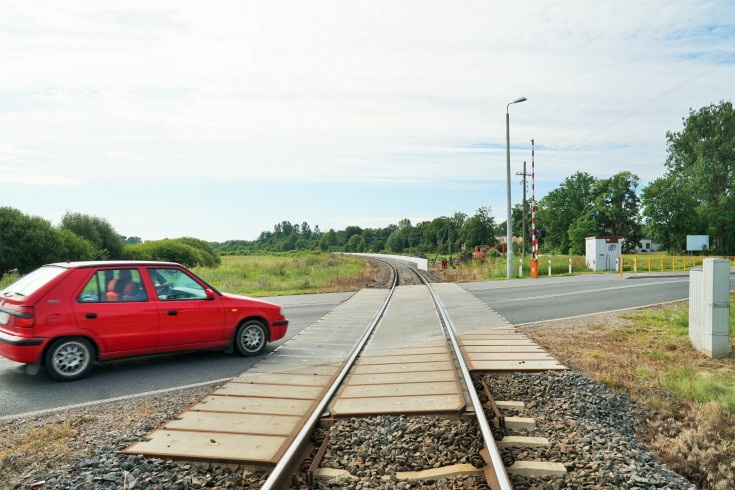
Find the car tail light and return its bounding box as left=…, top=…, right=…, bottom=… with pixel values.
left=12, top=307, right=35, bottom=328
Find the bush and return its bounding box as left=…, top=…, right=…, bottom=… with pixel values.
left=123, top=240, right=203, bottom=268
left=177, top=237, right=222, bottom=267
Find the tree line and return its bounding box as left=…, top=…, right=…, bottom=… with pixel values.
left=0, top=209, right=221, bottom=275
left=2, top=101, right=731, bottom=276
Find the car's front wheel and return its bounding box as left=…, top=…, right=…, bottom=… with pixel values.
left=44, top=337, right=95, bottom=381
left=234, top=320, right=268, bottom=356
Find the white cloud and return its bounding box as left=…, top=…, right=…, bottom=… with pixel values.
left=0, top=0, right=733, bottom=238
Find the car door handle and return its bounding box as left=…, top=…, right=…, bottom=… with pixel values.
left=164, top=310, right=178, bottom=316
left=85, top=313, right=97, bottom=319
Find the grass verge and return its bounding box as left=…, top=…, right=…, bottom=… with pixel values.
left=520, top=296, right=735, bottom=489
left=192, top=253, right=379, bottom=296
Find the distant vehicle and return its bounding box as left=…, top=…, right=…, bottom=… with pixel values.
left=472, top=244, right=506, bottom=261
left=0, top=261, right=288, bottom=381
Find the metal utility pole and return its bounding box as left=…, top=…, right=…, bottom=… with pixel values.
left=505, top=97, right=527, bottom=278
left=517, top=161, right=529, bottom=256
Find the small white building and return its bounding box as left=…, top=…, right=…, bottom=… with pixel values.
left=633, top=238, right=660, bottom=253
left=585, top=236, right=622, bottom=271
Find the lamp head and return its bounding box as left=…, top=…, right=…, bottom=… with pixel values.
left=513, top=97, right=527, bottom=104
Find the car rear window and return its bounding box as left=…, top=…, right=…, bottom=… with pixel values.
left=0, top=266, right=67, bottom=298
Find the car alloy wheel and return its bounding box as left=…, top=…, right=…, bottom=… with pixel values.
left=45, top=337, right=94, bottom=381
left=235, top=320, right=268, bottom=356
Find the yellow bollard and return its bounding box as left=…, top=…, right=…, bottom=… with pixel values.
left=673, top=256, right=676, bottom=276
left=648, top=256, right=651, bottom=275
left=620, top=256, right=624, bottom=277
left=683, top=256, right=687, bottom=274
left=634, top=256, right=638, bottom=276
left=661, top=256, right=664, bottom=276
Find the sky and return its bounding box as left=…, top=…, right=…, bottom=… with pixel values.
left=1, top=1, right=734, bottom=242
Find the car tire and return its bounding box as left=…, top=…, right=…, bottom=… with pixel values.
left=234, top=320, right=268, bottom=357
left=44, top=337, right=95, bottom=382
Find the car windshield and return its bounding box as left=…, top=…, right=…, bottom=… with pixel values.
left=1, top=266, right=67, bottom=297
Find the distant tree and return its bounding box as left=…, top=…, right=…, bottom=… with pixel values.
left=121, top=236, right=143, bottom=244
left=178, top=237, right=222, bottom=267
left=641, top=174, right=701, bottom=254
left=665, top=100, right=735, bottom=253
left=58, top=229, right=97, bottom=262
left=588, top=171, right=642, bottom=253
left=536, top=172, right=597, bottom=254
left=123, top=239, right=202, bottom=268
left=460, top=207, right=495, bottom=249
left=60, top=211, right=124, bottom=259
left=386, top=229, right=406, bottom=254
left=346, top=234, right=366, bottom=252
left=319, top=229, right=338, bottom=251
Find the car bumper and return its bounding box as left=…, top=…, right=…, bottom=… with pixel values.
left=270, top=320, right=289, bottom=341
left=0, top=329, right=45, bottom=364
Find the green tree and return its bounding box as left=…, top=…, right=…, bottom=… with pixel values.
left=588, top=171, right=642, bottom=253
left=123, top=239, right=202, bottom=267
left=665, top=100, right=735, bottom=253
left=346, top=234, right=366, bottom=252
left=58, top=229, right=98, bottom=262
left=0, top=207, right=63, bottom=274
left=60, top=212, right=124, bottom=259
left=385, top=229, right=406, bottom=253
left=460, top=207, right=496, bottom=249
left=641, top=174, right=701, bottom=254
left=178, top=237, right=222, bottom=267
left=536, top=172, right=597, bottom=253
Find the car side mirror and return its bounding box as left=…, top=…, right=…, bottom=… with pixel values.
left=205, top=288, right=216, bottom=300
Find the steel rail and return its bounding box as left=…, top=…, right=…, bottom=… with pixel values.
left=414, top=268, right=514, bottom=490
left=260, top=261, right=399, bottom=490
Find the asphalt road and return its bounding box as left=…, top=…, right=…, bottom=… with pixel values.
left=3, top=273, right=733, bottom=420
left=461, top=273, right=727, bottom=324
left=0, top=293, right=352, bottom=420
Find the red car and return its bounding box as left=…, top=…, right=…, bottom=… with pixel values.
left=0, top=261, right=288, bottom=381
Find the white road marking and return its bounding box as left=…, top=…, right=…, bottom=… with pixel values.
left=485, top=280, right=687, bottom=304
left=0, top=378, right=232, bottom=423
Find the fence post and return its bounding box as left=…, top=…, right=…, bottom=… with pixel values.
left=569, top=257, right=572, bottom=274
left=548, top=259, right=551, bottom=276
left=519, top=259, right=522, bottom=278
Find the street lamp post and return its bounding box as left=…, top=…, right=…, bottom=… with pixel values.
left=506, top=97, right=527, bottom=278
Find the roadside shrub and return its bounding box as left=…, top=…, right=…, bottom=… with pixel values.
left=177, top=237, right=221, bottom=267
left=123, top=240, right=203, bottom=268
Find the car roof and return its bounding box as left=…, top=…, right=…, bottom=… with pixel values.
left=46, top=260, right=184, bottom=269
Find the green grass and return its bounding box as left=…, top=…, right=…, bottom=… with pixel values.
left=617, top=294, right=735, bottom=411
left=0, top=270, right=21, bottom=290
left=663, top=367, right=735, bottom=412
left=191, top=252, right=373, bottom=296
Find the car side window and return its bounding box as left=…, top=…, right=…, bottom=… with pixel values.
left=147, top=268, right=207, bottom=301
left=78, top=269, right=148, bottom=303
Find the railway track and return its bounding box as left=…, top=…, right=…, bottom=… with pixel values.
left=260, top=260, right=512, bottom=489
left=127, top=258, right=567, bottom=489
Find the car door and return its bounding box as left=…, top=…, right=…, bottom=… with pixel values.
left=73, top=268, right=159, bottom=354
left=146, top=267, right=225, bottom=347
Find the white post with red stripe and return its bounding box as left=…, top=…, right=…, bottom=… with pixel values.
left=531, top=139, right=536, bottom=259
left=548, top=259, right=552, bottom=276
left=519, top=259, right=523, bottom=277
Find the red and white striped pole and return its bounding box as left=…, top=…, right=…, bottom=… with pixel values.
left=531, top=139, right=536, bottom=259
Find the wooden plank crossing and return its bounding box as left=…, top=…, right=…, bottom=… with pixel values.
left=330, top=286, right=465, bottom=417
left=125, top=288, right=391, bottom=464
left=431, top=283, right=568, bottom=372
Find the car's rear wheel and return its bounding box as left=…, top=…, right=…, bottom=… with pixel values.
left=44, top=337, right=94, bottom=381
left=234, top=320, right=268, bottom=356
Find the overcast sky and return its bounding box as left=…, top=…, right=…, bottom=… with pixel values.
left=1, top=1, right=733, bottom=241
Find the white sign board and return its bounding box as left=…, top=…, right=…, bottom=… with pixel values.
left=686, top=235, right=709, bottom=252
